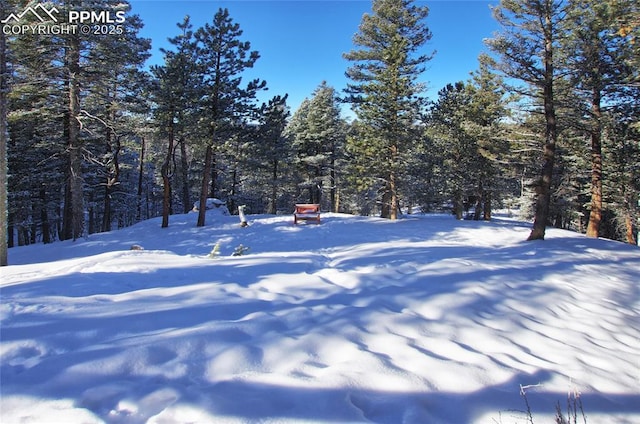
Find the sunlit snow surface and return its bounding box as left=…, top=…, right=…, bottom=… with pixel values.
left=2, top=211, right=639, bottom=423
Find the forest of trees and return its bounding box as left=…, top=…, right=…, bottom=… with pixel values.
left=1, top=0, right=638, bottom=265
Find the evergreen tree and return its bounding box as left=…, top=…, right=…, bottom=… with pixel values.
left=427, top=71, right=508, bottom=221
left=308, top=83, right=346, bottom=212
left=5, top=0, right=75, bottom=243
left=151, top=16, right=200, bottom=228
left=219, top=121, right=255, bottom=213
left=81, top=4, right=151, bottom=233
left=344, top=0, right=433, bottom=219
left=65, top=0, right=84, bottom=241
left=604, top=101, right=639, bottom=244
left=194, top=8, right=265, bottom=227
left=563, top=0, right=638, bottom=238
left=286, top=82, right=345, bottom=210
left=6, top=26, right=62, bottom=245
left=6, top=0, right=151, bottom=242
left=487, top=0, right=567, bottom=240
left=429, top=82, right=476, bottom=220
left=465, top=57, right=510, bottom=220
left=257, top=94, right=291, bottom=214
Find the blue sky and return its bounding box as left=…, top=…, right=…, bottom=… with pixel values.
left=129, top=0, right=500, bottom=116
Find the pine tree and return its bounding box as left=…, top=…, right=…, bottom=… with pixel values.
left=257, top=94, right=291, bottom=214
left=6, top=34, right=60, bottom=245
left=605, top=105, right=639, bottom=244
left=286, top=82, right=345, bottom=210
left=465, top=57, right=510, bottom=220
left=563, top=0, right=638, bottom=238
left=80, top=3, right=151, bottom=233
left=427, top=75, right=508, bottom=221
left=429, top=82, right=476, bottom=220
left=487, top=0, right=567, bottom=240
left=152, top=16, right=200, bottom=228
left=194, top=8, right=265, bottom=227
left=220, top=121, right=255, bottom=214
left=344, top=0, right=433, bottom=219
left=307, top=83, right=346, bottom=212
left=6, top=0, right=151, bottom=242
left=65, top=3, right=84, bottom=240
left=6, top=0, right=72, bottom=243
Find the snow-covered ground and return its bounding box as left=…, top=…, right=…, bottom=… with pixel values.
left=1, top=211, right=639, bottom=424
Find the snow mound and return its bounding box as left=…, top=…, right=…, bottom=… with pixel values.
left=192, top=197, right=230, bottom=215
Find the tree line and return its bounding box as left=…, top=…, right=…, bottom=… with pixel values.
left=1, top=0, right=638, bottom=265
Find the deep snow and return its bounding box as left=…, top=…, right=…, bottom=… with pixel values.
left=1, top=211, right=639, bottom=423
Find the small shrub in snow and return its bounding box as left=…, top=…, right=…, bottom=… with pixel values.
left=495, top=384, right=587, bottom=424
left=232, top=244, right=249, bottom=256
left=555, top=388, right=586, bottom=424
left=209, top=242, right=221, bottom=259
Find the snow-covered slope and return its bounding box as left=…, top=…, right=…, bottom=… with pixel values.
left=1, top=212, right=639, bottom=423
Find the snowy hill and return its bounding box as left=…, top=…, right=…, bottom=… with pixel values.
left=1, top=212, right=639, bottom=423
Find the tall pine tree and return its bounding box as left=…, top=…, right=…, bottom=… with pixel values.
left=429, top=82, right=476, bottom=220
left=344, top=0, right=433, bottom=219
left=152, top=16, right=200, bottom=228
left=257, top=94, right=290, bottom=214
left=194, top=8, right=265, bottom=227
left=81, top=3, right=151, bottom=233
left=564, top=0, right=638, bottom=238
left=286, top=82, right=345, bottom=210
left=487, top=0, right=566, bottom=240
left=6, top=0, right=150, bottom=242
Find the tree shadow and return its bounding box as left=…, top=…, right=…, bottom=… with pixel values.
left=2, top=215, right=639, bottom=423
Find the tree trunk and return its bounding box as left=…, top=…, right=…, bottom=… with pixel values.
left=625, top=213, right=637, bottom=245
left=197, top=144, right=214, bottom=227
left=387, top=143, right=399, bottom=220
left=381, top=189, right=391, bottom=219
left=101, top=101, right=121, bottom=233
left=453, top=189, right=463, bottom=220
left=390, top=172, right=398, bottom=220
left=137, top=136, right=145, bottom=221
left=102, top=185, right=112, bottom=232
left=67, top=33, right=84, bottom=241
left=229, top=166, right=238, bottom=214
left=40, top=188, right=51, bottom=244
left=101, top=133, right=113, bottom=233
left=528, top=8, right=557, bottom=241
left=474, top=182, right=483, bottom=221
left=0, top=11, right=8, bottom=266
left=88, top=191, right=96, bottom=235
left=62, top=174, right=73, bottom=240
left=179, top=138, right=190, bottom=214
left=209, top=151, right=217, bottom=200
left=330, top=147, right=337, bottom=213
left=269, top=159, right=278, bottom=214
left=483, top=190, right=492, bottom=221
left=161, top=124, right=175, bottom=228
left=7, top=212, right=14, bottom=248
left=586, top=88, right=603, bottom=238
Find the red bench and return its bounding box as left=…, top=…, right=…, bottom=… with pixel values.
left=294, top=204, right=321, bottom=224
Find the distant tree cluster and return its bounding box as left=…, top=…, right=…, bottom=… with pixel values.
left=1, top=0, right=638, bottom=264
